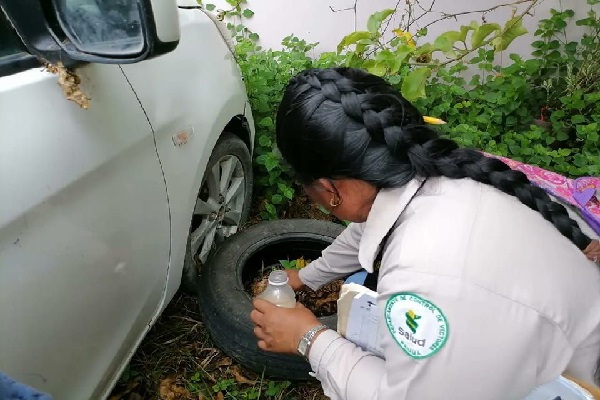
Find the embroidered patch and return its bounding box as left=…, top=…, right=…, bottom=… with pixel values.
left=385, top=293, right=448, bottom=359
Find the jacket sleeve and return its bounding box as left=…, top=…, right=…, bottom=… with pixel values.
left=307, top=269, right=572, bottom=400
left=299, top=222, right=365, bottom=291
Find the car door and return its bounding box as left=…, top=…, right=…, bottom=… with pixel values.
left=0, top=10, right=170, bottom=400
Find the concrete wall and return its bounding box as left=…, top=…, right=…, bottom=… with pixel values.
left=208, top=0, right=590, bottom=62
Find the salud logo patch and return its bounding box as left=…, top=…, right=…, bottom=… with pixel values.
left=385, top=293, right=448, bottom=359
left=405, top=310, right=421, bottom=333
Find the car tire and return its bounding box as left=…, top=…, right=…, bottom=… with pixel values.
left=181, top=133, right=253, bottom=295
left=197, top=219, right=345, bottom=381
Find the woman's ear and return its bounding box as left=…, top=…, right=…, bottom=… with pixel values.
left=314, top=178, right=337, bottom=194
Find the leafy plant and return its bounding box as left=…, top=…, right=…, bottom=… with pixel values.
left=235, top=36, right=319, bottom=219
left=206, top=0, right=599, bottom=219
left=279, top=257, right=309, bottom=269
left=279, top=259, right=297, bottom=269
left=334, top=3, right=537, bottom=101
left=187, top=369, right=294, bottom=399
left=264, top=380, right=291, bottom=397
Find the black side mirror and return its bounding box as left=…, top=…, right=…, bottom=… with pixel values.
left=0, top=0, right=180, bottom=66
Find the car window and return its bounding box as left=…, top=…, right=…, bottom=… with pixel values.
left=53, top=0, right=144, bottom=55
left=0, top=12, right=26, bottom=58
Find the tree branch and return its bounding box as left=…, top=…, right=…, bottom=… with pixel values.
left=330, top=0, right=359, bottom=31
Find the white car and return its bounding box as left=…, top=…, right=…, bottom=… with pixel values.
left=0, top=0, right=254, bottom=398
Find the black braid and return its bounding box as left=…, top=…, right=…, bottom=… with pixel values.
left=380, top=126, right=591, bottom=249
left=278, top=67, right=592, bottom=252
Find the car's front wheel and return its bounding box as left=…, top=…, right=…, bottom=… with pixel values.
left=181, top=132, right=253, bottom=294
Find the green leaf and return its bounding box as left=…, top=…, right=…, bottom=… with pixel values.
left=492, top=18, right=528, bottom=51
left=433, top=31, right=462, bottom=56
left=258, top=135, right=271, bottom=147
left=337, top=31, right=373, bottom=52
left=258, top=117, right=274, bottom=128
left=205, top=3, right=216, bottom=11
left=367, top=62, right=387, bottom=76
left=367, top=9, right=395, bottom=33
left=264, top=157, right=279, bottom=171
left=255, top=154, right=267, bottom=166
left=557, top=131, right=569, bottom=141
left=271, top=194, right=283, bottom=204
left=393, top=44, right=413, bottom=70
left=574, top=154, right=587, bottom=167
left=459, top=24, right=475, bottom=42
left=265, top=203, right=277, bottom=217
left=571, top=114, right=586, bottom=124
left=471, top=23, right=500, bottom=49
left=401, top=67, right=431, bottom=101
left=242, top=9, right=254, bottom=18
left=249, top=32, right=259, bottom=41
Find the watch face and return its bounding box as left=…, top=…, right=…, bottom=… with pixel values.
left=297, top=339, right=308, bottom=356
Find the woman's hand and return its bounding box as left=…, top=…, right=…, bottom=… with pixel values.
left=584, top=239, right=600, bottom=263
left=250, top=299, right=320, bottom=354
left=286, top=269, right=306, bottom=291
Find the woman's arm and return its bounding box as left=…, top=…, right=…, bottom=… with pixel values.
left=299, top=222, right=365, bottom=290
left=307, top=269, right=569, bottom=400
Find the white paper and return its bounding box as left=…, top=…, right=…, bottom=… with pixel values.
left=345, top=290, right=384, bottom=359
left=523, top=376, right=594, bottom=400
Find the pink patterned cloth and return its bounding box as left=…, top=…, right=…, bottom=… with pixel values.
left=482, top=152, right=600, bottom=236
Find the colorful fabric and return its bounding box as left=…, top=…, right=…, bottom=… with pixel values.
left=483, top=152, right=600, bottom=236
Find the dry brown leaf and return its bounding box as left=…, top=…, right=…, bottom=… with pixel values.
left=45, top=62, right=90, bottom=109
left=314, top=291, right=340, bottom=308
left=216, top=392, right=225, bottom=400
left=158, top=378, right=191, bottom=400
left=215, top=357, right=232, bottom=368
left=231, top=365, right=256, bottom=385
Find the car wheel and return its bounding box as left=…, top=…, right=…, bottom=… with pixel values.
left=197, top=219, right=345, bottom=380
left=181, top=132, right=253, bottom=294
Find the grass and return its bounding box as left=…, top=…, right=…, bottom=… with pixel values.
left=109, top=196, right=333, bottom=400
left=108, top=293, right=328, bottom=400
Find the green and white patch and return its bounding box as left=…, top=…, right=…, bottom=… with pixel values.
left=384, top=292, right=448, bottom=359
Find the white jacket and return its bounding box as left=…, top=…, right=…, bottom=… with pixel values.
left=299, top=177, right=600, bottom=400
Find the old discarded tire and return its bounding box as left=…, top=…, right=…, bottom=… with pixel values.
left=198, top=219, right=345, bottom=381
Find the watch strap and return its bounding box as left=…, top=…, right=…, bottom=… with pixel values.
left=298, top=324, right=329, bottom=358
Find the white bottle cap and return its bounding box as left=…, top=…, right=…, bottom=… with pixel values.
left=268, top=270, right=289, bottom=286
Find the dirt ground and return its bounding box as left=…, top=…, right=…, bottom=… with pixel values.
left=109, top=196, right=338, bottom=400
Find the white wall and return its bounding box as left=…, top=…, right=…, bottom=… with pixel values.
left=208, top=0, right=589, bottom=62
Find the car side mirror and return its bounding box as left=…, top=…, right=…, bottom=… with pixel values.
left=0, top=0, right=180, bottom=65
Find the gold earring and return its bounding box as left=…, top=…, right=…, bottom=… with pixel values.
left=330, top=196, right=342, bottom=208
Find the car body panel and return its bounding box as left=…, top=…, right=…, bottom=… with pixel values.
left=120, top=7, right=254, bottom=310
left=0, top=64, right=171, bottom=399
left=0, top=3, right=254, bottom=399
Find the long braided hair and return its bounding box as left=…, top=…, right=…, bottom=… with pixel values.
left=276, top=67, right=598, bottom=384
left=276, top=67, right=592, bottom=251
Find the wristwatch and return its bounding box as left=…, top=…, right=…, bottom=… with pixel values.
left=297, top=324, right=329, bottom=359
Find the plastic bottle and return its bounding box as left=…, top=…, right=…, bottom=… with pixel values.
left=255, top=270, right=296, bottom=308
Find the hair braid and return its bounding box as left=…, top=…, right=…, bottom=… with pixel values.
left=280, top=67, right=592, bottom=251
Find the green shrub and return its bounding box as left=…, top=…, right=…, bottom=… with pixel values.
left=207, top=0, right=599, bottom=219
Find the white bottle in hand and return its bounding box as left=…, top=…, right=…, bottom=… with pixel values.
left=256, top=270, right=296, bottom=308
